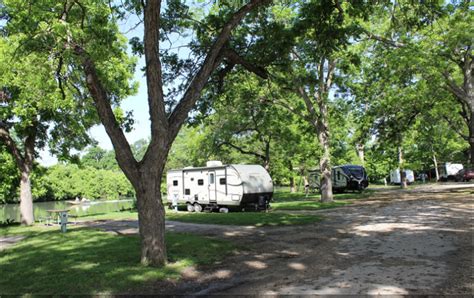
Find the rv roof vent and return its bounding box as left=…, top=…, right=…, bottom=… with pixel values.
left=206, top=160, right=223, bottom=167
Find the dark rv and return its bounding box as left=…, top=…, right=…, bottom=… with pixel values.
left=308, top=165, right=369, bottom=193
left=166, top=161, right=273, bottom=212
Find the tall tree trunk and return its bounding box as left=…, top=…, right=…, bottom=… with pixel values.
left=356, top=143, right=365, bottom=164
left=399, top=146, right=407, bottom=189
left=433, top=152, right=440, bottom=181
left=135, top=169, right=167, bottom=266
left=319, top=136, right=333, bottom=201
left=0, top=124, right=36, bottom=225
left=469, top=111, right=474, bottom=165
left=444, top=52, right=473, bottom=164
left=264, top=141, right=270, bottom=171
left=318, top=94, right=333, bottom=201
left=317, top=92, right=333, bottom=202
left=289, top=177, right=296, bottom=193
left=297, top=59, right=335, bottom=203
left=288, top=161, right=296, bottom=193
left=19, top=168, right=34, bottom=225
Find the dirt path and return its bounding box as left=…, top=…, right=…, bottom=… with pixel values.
left=0, top=235, right=25, bottom=251
left=82, top=183, right=474, bottom=295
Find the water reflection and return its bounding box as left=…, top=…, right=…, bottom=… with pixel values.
left=0, top=199, right=135, bottom=222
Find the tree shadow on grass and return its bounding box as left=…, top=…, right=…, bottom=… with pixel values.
left=0, top=227, right=232, bottom=295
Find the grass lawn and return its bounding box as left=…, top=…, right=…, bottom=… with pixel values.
left=0, top=225, right=235, bottom=295
left=77, top=210, right=138, bottom=221
left=271, top=200, right=349, bottom=210
left=76, top=208, right=321, bottom=226
left=271, top=188, right=374, bottom=210
left=65, top=188, right=375, bottom=225
left=165, top=211, right=321, bottom=226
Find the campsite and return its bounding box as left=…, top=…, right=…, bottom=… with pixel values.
left=0, top=0, right=473, bottom=296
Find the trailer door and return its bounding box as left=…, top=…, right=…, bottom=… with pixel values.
left=208, top=171, right=217, bottom=203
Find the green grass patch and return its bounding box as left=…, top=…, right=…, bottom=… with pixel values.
left=271, top=200, right=350, bottom=210
left=273, top=189, right=375, bottom=203
left=76, top=210, right=138, bottom=221
left=0, top=226, right=235, bottom=295
left=166, top=212, right=321, bottom=226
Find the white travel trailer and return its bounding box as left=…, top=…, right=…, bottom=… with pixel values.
left=166, top=161, right=273, bottom=212
left=390, top=169, right=415, bottom=184
left=438, top=163, right=463, bottom=181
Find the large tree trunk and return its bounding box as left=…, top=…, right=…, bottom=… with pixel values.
left=0, top=124, right=36, bottom=225
left=297, top=59, right=335, bottom=202
left=135, top=170, right=167, bottom=266
left=444, top=52, right=473, bottom=164
left=356, top=143, right=365, bottom=164
left=318, top=94, right=333, bottom=202
left=318, top=100, right=333, bottom=202
left=433, top=152, right=440, bottom=181
left=263, top=141, right=270, bottom=171
left=19, top=169, right=34, bottom=225
left=398, top=146, right=407, bottom=189
left=469, top=111, right=474, bottom=165
left=289, top=176, right=296, bottom=193
left=288, top=161, right=296, bottom=193
left=319, top=140, right=333, bottom=202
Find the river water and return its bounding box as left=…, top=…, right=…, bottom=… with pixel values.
left=0, top=199, right=135, bottom=222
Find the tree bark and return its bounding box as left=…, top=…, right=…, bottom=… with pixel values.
left=19, top=169, right=34, bottom=225
left=443, top=50, right=473, bottom=165
left=399, top=146, right=407, bottom=189
left=469, top=111, right=474, bottom=165
left=356, top=143, right=365, bottom=164
left=135, top=165, right=167, bottom=266
left=263, top=141, right=270, bottom=171
left=316, top=61, right=334, bottom=203
left=433, top=152, right=439, bottom=181
left=289, top=161, right=295, bottom=193
left=296, top=58, right=335, bottom=202
left=319, top=128, right=334, bottom=202
left=0, top=123, right=36, bottom=225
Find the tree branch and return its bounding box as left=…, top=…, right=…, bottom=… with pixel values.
left=74, top=46, right=139, bottom=182
left=143, top=0, right=168, bottom=139
left=221, top=48, right=268, bottom=79
left=0, top=122, right=25, bottom=170
left=325, top=59, right=336, bottom=91
left=442, top=115, right=468, bottom=140
left=168, top=0, right=271, bottom=140
left=363, top=29, right=406, bottom=48
left=443, top=70, right=469, bottom=105
left=218, top=141, right=266, bottom=161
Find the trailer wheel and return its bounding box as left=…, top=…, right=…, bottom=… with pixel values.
left=186, top=203, right=195, bottom=212
left=194, top=203, right=203, bottom=213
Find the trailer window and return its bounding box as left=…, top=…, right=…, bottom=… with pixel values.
left=185, top=189, right=190, bottom=195
left=337, top=171, right=340, bottom=180
left=173, top=180, right=178, bottom=186
left=219, top=178, right=226, bottom=185
left=210, top=173, right=215, bottom=184
left=197, top=179, right=204, bottom=185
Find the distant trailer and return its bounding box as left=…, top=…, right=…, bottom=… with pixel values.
left=438, top=163, right=463, bottom=181
left=166, top=161, right=273, bottom=212
left=389, top=169, right=415, bottom=184
left=308, top=165, right=369, bottom=193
